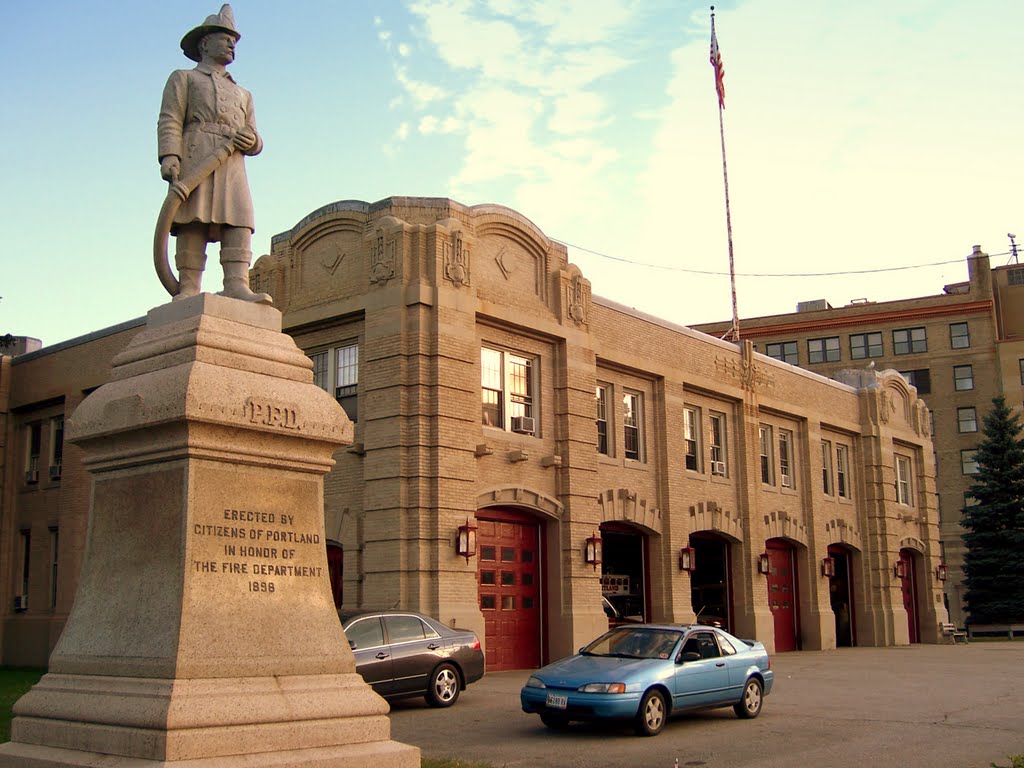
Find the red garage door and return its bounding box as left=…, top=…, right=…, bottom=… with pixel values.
left=477, top=512, right=540, bottom=671
left=766, top=539, right=799, bottom=652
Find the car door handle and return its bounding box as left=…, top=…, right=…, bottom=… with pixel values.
left=428, top=644, right=440, bottom=651
left=375, top=652, right=390, bottom=659
left=716, top=662, right=726, bottom=667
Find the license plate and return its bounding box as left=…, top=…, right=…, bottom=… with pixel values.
left=546, top=693, right=568, bottom=710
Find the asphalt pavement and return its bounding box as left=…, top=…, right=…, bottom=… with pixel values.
left=387, top=642, right=1024, bottom=768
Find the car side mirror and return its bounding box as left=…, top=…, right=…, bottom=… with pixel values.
left=677, top=651, right=701, bottom=664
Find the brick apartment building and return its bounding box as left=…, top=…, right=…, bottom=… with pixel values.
left=1, top=197, right=947, bottom=669
left=694, top=246, right=1024, bottom=628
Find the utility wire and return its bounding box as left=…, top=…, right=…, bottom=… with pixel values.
left=552, top=238, right=1012, bottom=278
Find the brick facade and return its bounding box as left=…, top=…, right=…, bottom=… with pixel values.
left=0, top=197, right=948, bottom=666
left=694, top=247, right=1024, bottom=628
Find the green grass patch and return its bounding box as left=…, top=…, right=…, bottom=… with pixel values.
left=991, top=755, right=1024, bottom=768
left=0, top=667, right=45, bottom=742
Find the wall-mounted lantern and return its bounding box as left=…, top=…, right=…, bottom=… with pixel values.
left=678, top=546, right=696, bottom=572
left=821, top=557, right=836, bottom=578
left=758, top=553, right=771, bottom=575
left=935, top=563, right=948, bottom=581
left=584, top=532, right=603, bottom=569
left=894, top=560, right=907, bottom=579
left=455, top=518, right=478, bottom=562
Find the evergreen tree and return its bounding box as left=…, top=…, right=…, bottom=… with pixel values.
left=961, top=397, right=1024, bottom=624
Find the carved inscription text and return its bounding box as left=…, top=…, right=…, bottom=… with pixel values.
left=191, top=507, right=323, bottom=594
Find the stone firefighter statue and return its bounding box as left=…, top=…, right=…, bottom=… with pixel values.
left=154, top=4, right=271, bottom=303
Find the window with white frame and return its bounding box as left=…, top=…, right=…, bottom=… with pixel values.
left=779, top=430, right=794, bottom=488
left=310, top=350, right=329, bottom=390
left=759, top=425, right=774, bottom=485
left=836, top=444, right=850, bottom=498
left=709, top=412, right=727, bottom=476
left=957, top=407, right=978, bottom=433
left=961, top=449, right=979, bottom=475
left=953, top=365, right=974, bottom=391
left=850, top=332, right=883, bottom=359
left=25, top=423, right=41, bottom=484
left=808, top=336, right=841, bottom=364
left=683, top=407, right=700, bottom=471
left=949, top=322, right=970, bottom=349
left=623, top=391, right=643, bottom=461
left=596, top=385, right=610, bottom=455
left=766, top=341, right=798, bottom=365
left=895, top=454, right=912, bottom=505
left=1020, top=358, right=1024, bottom=385
left=821, top=440, right=833, bottom=495
left=49, top=417, right=64, bottom=481
left=309, top=343, right=359, bottom=422
left=481, top=347, right=536, bottom=433
left=893, top=327, right=927, bottom=355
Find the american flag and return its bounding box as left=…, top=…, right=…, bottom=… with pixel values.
left=710, top=20, right=725, bottom=108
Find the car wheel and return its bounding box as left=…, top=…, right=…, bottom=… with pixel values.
left=539, top=713, right=570, bottom=730
left=425, top=663, right=461, bottom=708
left=634, top=689, right=667, bottom=736
left=734, top=677, right=763, bottom=719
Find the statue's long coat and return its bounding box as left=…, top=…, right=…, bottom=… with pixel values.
left=158, top=62, right=261, bottom=234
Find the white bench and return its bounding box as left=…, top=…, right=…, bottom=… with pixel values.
left=940, top=622, right=968, bottom=644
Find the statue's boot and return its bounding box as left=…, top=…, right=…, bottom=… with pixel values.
left=220, top=247, right=272, bottom=304
left=174, top=246, right=206, bottom=301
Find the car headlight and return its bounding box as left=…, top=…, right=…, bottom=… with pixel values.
left=578, top=682, right=626, bottom=694
left=525, top=676, right=546, bottom=689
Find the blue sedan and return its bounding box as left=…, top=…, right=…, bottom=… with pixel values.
left=521, top=624, right=774, bottom=736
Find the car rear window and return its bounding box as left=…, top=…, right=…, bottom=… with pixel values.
left=386, top=615, right=437, bottom=643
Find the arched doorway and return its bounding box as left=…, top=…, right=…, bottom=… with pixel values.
left=326, top=541, right=343, bottom=609
left=476, top=508, right=542, bottom=671
left=898, top=548, right=920, bottom=643
left=599, top=521, right=649, bottom=625
left=765, top=538, right=800, bottom=652
left=689, top=532, right=733, bottom=631
left=827, top=544, right=855, bottom=647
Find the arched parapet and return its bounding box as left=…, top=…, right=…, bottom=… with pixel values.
left=470, top=204, right=558, bottom=262
left=477, top=486, right=564, bottom=520
left=688, top=500, right=744, bottom=542
left=762, top=510, right=809, bottom=546
left=597, top=489, right=662, bottom=535
left=824, top=518, right=863, bottom=550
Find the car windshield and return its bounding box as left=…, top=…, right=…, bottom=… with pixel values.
left=582, top=628, right=682, bottom=660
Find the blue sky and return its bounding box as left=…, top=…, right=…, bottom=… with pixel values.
left=2, top=1, right=1021, bottom=346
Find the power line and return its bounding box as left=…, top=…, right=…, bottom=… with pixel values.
left=552, top=238, right=1012, bottom=278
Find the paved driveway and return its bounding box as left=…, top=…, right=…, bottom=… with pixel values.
left=388, top=643, right=1024, bottom=768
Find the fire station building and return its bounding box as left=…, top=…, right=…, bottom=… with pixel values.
left=1, top=197, right=947, bottom=669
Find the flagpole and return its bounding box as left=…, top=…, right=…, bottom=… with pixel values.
left=710, top=6, right=740, bottom=342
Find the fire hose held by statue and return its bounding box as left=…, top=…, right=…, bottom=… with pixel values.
left=153, top=137, right=237, bottom=297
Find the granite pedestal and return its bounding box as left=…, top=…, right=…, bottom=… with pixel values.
left=0, top=295, right=419, bottom=767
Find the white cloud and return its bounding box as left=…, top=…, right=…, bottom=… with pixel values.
left=398, top=43, right=411, bottom=57
left=394, top=66, right=447, bottom=108
left=419, top=115, right=462, bottom=135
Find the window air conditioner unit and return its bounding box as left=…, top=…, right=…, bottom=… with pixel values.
left=781, top=475, right=792, bottom=488
left=711, top=461, right=727, bottom=476
left=49, top=464, right=62, bottom=481
left=25, top=470, right=39, bottom=485
left=511, top=416, right=536, bottom=435
left=13, top=595, right=27, bottom=611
